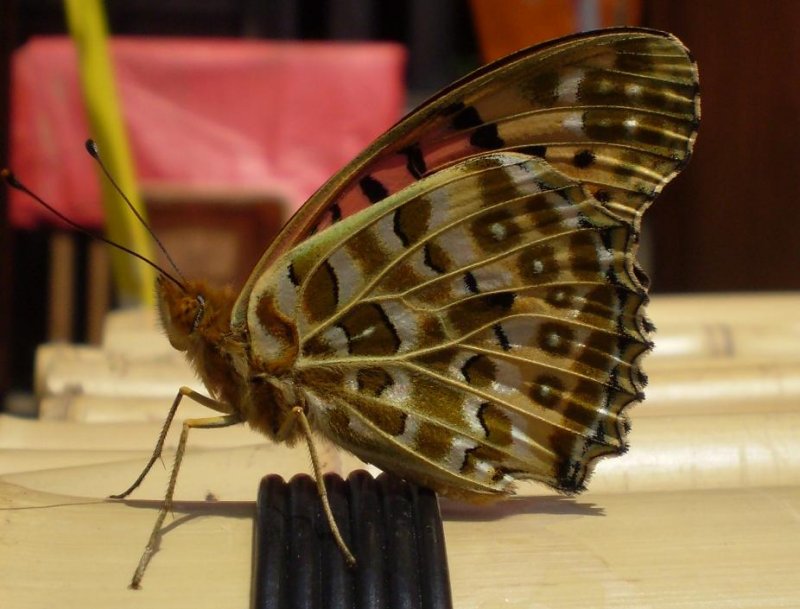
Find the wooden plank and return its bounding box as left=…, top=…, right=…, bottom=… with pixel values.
left=2, top=480, right=797, bottom=608
left=443, top=485, right=800, bottom=608
left=5, top=291, right=799, bottom=606
left=47, top=231, right=76, bottom=342
left=85, top=239, right=110, bottom=345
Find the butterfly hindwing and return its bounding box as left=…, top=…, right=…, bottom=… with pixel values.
left=247, top=152, right=649, bottom=498
left=239, top=28, right=699, bottom=499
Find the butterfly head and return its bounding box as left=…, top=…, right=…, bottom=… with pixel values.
left=156, top=275, right=236, bottom=352
left=156, top=275, right=205, bottom=351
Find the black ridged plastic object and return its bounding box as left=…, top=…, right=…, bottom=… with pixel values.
left=252, top=470, right=453, bottom=609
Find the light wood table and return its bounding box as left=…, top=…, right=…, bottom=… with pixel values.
left=3, top=293, right=800, bottom=608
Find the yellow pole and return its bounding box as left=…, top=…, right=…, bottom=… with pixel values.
left=63, top=0, right=155, bottom=305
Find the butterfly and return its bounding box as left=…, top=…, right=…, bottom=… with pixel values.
left=78, top=27, right=701, bottom=587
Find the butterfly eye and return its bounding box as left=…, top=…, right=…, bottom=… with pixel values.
left=192, top=295, right=206, bottom=332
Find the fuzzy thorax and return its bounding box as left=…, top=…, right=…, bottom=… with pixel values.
left=156, top=276, right=243, bottom=403
left=156, top=276, right=302, bottom=444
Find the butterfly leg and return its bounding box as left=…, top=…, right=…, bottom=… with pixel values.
left=112, top=386, right=240, bottom=588
left=128, top=411, right=240, bottom=589
left=110, top=386, right=232, bottom=499
left=283, top=406, right=357, bottom=568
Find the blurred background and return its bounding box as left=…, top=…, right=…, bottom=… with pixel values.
left=1, top=0, right=799, bottom=408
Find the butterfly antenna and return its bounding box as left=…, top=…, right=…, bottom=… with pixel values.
left=1, top=168, right=187, bottom=292
left=85, top=139, right=186, bottom=286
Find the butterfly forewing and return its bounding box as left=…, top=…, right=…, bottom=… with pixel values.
left=234, top=28, right=699, bottom=323
left=343, top=31, right=698, bottom=226
left=239, top=28, right=699, bottom=501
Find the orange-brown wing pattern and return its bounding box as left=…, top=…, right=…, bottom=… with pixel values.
left=248, top=153, right=649, bottom=497
left=233, top=28, right=698, bottom=327
left=239, top=28, right=699, bottom=498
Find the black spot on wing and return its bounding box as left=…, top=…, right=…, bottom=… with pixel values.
left=287, top=262, right=300, bottom=287
left=518, top=145, right=547, bottom=158
left=339, top=303, right=402, bottom=356
left=423, top=243, right=447, bottom=274
left=623, top=417, right=632, bottom=434
left=461, top=355, right=496, bottom=387
left=360, top=175, right=389, bottom=203
left=556, top=459, right=587, bottom=494
left=448, top=104, right=503, bottom=149
left=464, top=272, right=479, bottom=294
left=573, top=149, right=596, bottom=168
left=530, top=374, right=564, bottom=409
left=356, top=368, right=395, bottom=398
left=493, top=323, right=512, bottom=351
left=476, top=402, right=492, bottom=437
left=325, top=261, right=340, bottom=306
left=484, top=291, right=515, bottom=310
left=393, top=212, right=411, bottom=247
left=460, top=445, right=479, bottom=474
left=330, top=202, right=342, bottom=223
left=471, top=124, right=504, bottom=150
left=451, top=105, right=483, bottom=129
left=401, top=144, right=427, bottom=179
left=594, top=189, right=611, bottom=203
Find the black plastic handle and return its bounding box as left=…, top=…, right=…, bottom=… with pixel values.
left=252, top=470, right=453, bottom=609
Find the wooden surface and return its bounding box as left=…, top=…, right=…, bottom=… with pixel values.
left=2, top=292, right=800, bottom=607
left=3, top=480, right=797, bottom=609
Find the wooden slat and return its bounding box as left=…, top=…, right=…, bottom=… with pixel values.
left=2, top=480, right=798, bottom=608
left=3, top=291, right=799, bottom=606
left=47, top=231, right=76, bottom=342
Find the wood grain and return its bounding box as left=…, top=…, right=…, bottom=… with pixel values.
left=3, top=481, right=798, bottom=608
left=2, top=292, right=800, bottom=607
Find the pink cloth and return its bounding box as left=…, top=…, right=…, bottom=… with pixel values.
left=10, top=37, right=406, bottom=229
